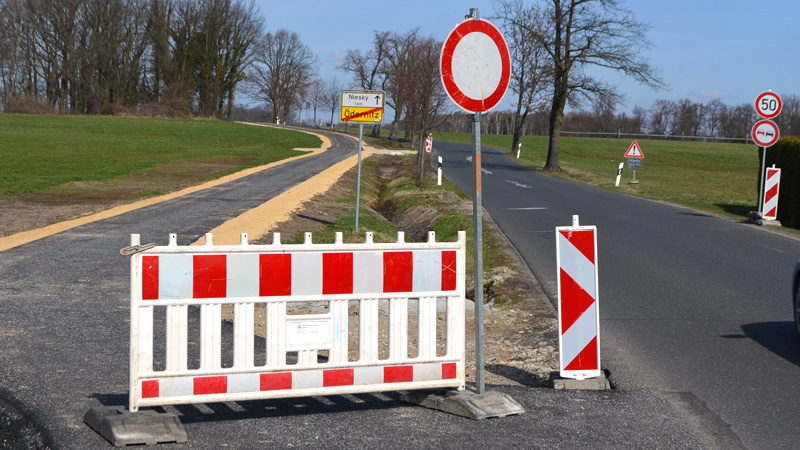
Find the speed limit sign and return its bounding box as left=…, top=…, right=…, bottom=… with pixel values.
left=755, top=91, right=782, bottom=119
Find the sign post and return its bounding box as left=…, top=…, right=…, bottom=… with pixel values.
left=752, top=91, right=782, bottom=218
left=624, top=140, right=644, bottom=184
left=440, top=8, right=510, bottom=395
left=341, top=91, right=385, bottom=231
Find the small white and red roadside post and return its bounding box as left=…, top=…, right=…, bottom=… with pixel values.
left=556, top=215, right=602, bottom=380
left=762, top=165, right=781, bottom=220
left=425, top=133, right=433, bottom=154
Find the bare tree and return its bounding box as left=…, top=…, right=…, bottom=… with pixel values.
left=193, top=0, right=263, bottom=119
left=719, top=103, right=757, bottom=139
left=383, top=29, right=422, bottom=140
left=648, top=99, right=674, bottom=135
left=671, top=98, right=704, bottom=137
left=704, top=98, right=725, bottom=137
left=775, top=94, right=800, bottom=137
left=397, top=34, right=450, bottom=186
left=319, top=76, right=342, bottom=129
left=247, top=29, right=317, bottom=124
left=494, top=0, right=553, bottom=154
left=531, top=0, right=664, bottom=170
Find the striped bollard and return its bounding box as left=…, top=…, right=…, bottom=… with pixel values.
left=555, top=215, right=601, bottom=380
left=762, top=165, right=781, bottom=220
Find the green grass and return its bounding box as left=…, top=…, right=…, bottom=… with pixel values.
left=0, top=114, right=320, bottom=196
left=434, top=132, right=761, bottom=219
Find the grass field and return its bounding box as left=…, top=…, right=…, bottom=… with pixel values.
left=0, top=113, right=765, bottom=222
left=0, top=114, right=320, bottom=196
left=433, top=132, right=761, bottom=219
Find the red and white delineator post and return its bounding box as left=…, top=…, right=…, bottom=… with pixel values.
left=761, top=165, right=781, bottom=221
left=555, top=215, right=601, bottom=380
left=128, top=230, right=466, bottom=412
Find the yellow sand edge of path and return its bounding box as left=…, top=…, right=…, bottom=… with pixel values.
left=0, top=123, right=359, bottom=253
left=193, top=152, right=365, bottom=246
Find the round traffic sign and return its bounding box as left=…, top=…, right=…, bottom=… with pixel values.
left=755, top=91, right=782, bottom=119
left=440, top=18, right=511, bottom=113
left=751, top=119, right=780, bottom=147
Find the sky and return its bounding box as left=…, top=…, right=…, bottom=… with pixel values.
left=251, top=0, right=800, bottom=115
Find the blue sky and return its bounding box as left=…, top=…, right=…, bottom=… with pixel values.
left=252, top=0, right=800, bottom=114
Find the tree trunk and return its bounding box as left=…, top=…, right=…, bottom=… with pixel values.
left=511, top=103, right=528, bottom=155
left=544, top=88, right=568, bottom=171
left=417, top=135, right=425, bottom=188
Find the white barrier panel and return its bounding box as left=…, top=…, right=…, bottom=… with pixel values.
left=128, top=231, right=466, bottom=412
left=762, top=166, right=781, bottom=220
left=555, top=217, right=601, bottom=380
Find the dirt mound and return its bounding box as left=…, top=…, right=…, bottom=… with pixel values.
left=391, top=205, right=442, bottom=241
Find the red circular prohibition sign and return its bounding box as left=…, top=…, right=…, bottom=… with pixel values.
left=440, top=19, right=511, bottom=113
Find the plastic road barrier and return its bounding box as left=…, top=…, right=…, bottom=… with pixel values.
left=128, top=231, right=466, bottom=412
left=555, top=216, right=602, bottom=380
left=762, top=166, right=781, bottom=221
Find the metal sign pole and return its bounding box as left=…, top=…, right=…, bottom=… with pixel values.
left=758, top=146, right=766, bottom=216
left=471, top=111, right=485, bottom=395
left=355, top=123, right=364, bottom=231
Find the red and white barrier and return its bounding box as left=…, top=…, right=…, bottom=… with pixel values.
left=762, top=166, right=781, bottom=221
left=555, top=216, right=601, bottom=380
left=128, top=231, right=466, bottom=411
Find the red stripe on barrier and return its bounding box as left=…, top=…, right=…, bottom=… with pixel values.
left=323, top=252, right=354, bottom=294
left=260, top=372, right=292, bottom=391
left=767, top=169, right=779, bottom=181
left=323, top=368, right=354, bottom=387
left=442, top=363, right=457, bottom=379
left=441, top=251, right=457, bottom=291
left=384, top=365, right=414, bottom=383
left=142, top=380, right=159, bottom=398
left=765, top=184, right=778, bottom=202
left=142, top=255, right=159, bottom=300
left=564, top=336, right=598, bottom=371
left=194, top=376, right=227, bottom=395
left=560, top=230, right=595, bottom=264
left=384, top=252, right=413, bottom=292
left=559, top=268, right=595, bottom=332
left=259, top=254, right=292, bottom=296
left=193, top=255, right=227, bottom=298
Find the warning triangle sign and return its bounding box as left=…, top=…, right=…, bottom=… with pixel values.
left=624, top=140, right=644, bottom=158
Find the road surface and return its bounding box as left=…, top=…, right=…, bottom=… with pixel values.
left=434, top=139, right=800, bottom=449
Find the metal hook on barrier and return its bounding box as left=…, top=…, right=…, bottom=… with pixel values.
left=120, top=243, right=156, bottom=256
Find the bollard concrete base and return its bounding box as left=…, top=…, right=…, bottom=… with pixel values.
left=401, top=389, right=525, bottom=420
left=84, top=406, right=187, bottom=447
left=549, top=372, right=611, bottom=390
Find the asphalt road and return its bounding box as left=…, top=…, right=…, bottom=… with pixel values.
left=0, top=126, right=740, bottom=449
left=434, top=139, right=800, bottom=449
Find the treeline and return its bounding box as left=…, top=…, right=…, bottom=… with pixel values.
left=0, top=0, right=263, bottom=118
left=437, top=96, right=800, bottom=140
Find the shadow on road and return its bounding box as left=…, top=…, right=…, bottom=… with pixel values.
left=90, top=391, right=406, bottom=425
left=724, top=321, right=800, bottom=368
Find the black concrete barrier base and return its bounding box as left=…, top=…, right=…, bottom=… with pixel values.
left=84, top=406, right=187, bottom=447
left=401, top=389, right=525, bottom=420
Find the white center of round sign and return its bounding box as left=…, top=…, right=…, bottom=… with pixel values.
left=440, top=18, right=511, bottom=113
left=452, top=32, right=503, bottom=101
